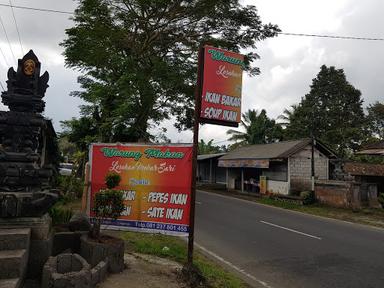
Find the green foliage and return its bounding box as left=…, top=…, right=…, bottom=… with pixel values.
left=227, top=109, right=283, bottom=147
left=378, top=193, right=384, bottom=207
left=282, top=65, right=365, bottom=158
left=300, top=191, right=316, bottom=205
left=49, top=205, right=74, bottom=226
left=60, top=117, right=98, bottom=152
left=198, top=139, right=223, bottom=155
left=104, top=172, right=121, bottom=189
left=58, top=136, right=77, bottom=162
left=57, top=175, right=83, bottom=199
left=366, top=102, right=384, bottom=141
left=61, top=0, right=279, bottom=142
left=93, top=189, right=125, bottom=220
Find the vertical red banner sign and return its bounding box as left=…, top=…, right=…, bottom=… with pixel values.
left=88, top=143, right=193, bottom=236
left=200, top=45, right=244, bottom=127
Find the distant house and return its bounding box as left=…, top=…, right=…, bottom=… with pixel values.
left=197, top=153, right=227, bottom=184
left=218, top=139, right=337, bottom=195
left=356, top=141, right=384, bottom=156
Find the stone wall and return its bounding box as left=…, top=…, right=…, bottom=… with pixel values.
left=289, top=145, right=329, bottom=192
left=315, top=180, right=360, bottom=208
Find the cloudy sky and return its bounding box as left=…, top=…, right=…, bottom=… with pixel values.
left=0, top=0, right=382, bottom=145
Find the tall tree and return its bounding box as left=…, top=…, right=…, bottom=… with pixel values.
left=227, top=109, right=283, bottom=147
left=61, top=0, right=279, bottom=142
left=283, top=65, right=365, bottom=157
left=366, top=101, right=384, bottom=141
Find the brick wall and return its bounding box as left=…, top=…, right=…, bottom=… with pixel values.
left=289, top=145, right=329, bottom=192
left=315, top=180, right=361, bottom=208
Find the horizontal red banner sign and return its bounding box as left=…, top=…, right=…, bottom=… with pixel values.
left=89, top=143, right=193, bottom=236
left=200, top=45, right=244, bottom=127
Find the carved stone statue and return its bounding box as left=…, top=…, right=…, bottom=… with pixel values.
left=0, top=50, right=58, bottom=217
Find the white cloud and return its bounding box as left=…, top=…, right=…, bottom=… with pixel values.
left=0, top=0, right=383, bottom=144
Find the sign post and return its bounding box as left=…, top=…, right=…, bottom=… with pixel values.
left=187, top=47, right=204, bottom=266
left=187, top=45, right=244, bottom=266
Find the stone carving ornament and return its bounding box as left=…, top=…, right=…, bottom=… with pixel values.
left=0, top=50, right=58, bottom=217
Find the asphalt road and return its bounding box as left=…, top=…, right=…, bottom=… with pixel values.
left=195, top=190, right=384, bottom=288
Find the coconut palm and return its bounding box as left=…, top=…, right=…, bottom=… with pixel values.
left=227, top=109, right=282, bottom=147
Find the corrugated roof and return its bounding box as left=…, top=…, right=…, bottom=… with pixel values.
left=198, top=153, right=227, bottom=161
left=344, top=162, right=384, bottom=176
left=356, top=141, right=384, bottom=155
left=356, top=149, right=384, bottom=156
left=220, top=138, right=336, bottom=160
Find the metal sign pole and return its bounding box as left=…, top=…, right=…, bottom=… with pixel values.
left=187, top=46, right=204, bottom=266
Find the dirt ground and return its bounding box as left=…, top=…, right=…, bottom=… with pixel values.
left=98, top=253, right=189, bottom=288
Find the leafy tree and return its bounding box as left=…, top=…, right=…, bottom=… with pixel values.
left=198, top=139, right=222, bottom=155
left=283, top=65, right=365, bottom=157
left=227, top=109, right=283, bottom=147
left=60, top=117, right=98, bottom=152
left=366, top=101, right=384, bottom=141
left=61, top=0, right=279, bottom=142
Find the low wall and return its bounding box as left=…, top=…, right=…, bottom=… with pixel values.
left=267, top=180, right=289, bottom=195
left=315, top=180, right=360, bottom=208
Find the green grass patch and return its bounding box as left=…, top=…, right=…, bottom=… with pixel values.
left=120, top=231, right=249, bottom=288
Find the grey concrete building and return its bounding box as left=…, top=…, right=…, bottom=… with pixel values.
left=197, top=153, right=227, bottom=184
left=219, top=139, right=337, bottom=194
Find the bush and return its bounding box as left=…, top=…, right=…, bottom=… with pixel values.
left=94, top=189, right=125, bottom=220
left=49, top=205, right=74, bottom=226
left=104, top=172, right=121, bottom=189
left=57, top=175, right=83, bottom=198
left=300, top=191, right=316, bottom=205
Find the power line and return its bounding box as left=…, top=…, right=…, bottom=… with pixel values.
left=0, top=3, right=383, bottom=42
left=0, top=3, right=73, bottom=15
left=0, top=43, right=9, bottom=67
left=278, top=32, right=384, bottom=41
left=9, top=0, right=24, bottom=55
left=0, top=14, right=16, bottom=64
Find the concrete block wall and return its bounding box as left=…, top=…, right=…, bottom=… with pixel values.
left=315, top=180, right=361, bottom=208
left=289, top=145, right=329, bottom=192
left=267, top=180, right=289, bottom=195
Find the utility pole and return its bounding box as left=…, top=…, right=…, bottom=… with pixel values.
left=311, top=105, right=315, bottom=193
left=311, top=136, right=315, bottom=192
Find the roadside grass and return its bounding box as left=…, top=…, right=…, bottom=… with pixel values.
left=120, top=231, right=249, bottom=288
left=198, top=184, right=384, bottom=229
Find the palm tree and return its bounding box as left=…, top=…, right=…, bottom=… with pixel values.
left=277, top=104, right=298, bottom=128
left=227, top=109, right=282, bottom=147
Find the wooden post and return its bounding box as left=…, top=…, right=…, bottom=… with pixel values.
left=81, top=162, right=90, bottom=213
left=209, top=159, right=213, bottom=183
left=187, top=46, right=204, bottom=266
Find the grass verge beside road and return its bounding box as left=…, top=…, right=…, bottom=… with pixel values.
left=198, top=184, right=384, bottom=229
left=121, top=231, right=249, bottom=288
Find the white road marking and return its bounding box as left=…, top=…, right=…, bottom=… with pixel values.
left=195, top=242, right=274, bottom=288
left=196, top=201, right=202, bottom=205
left=260, top=220, right=322, bottom=240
